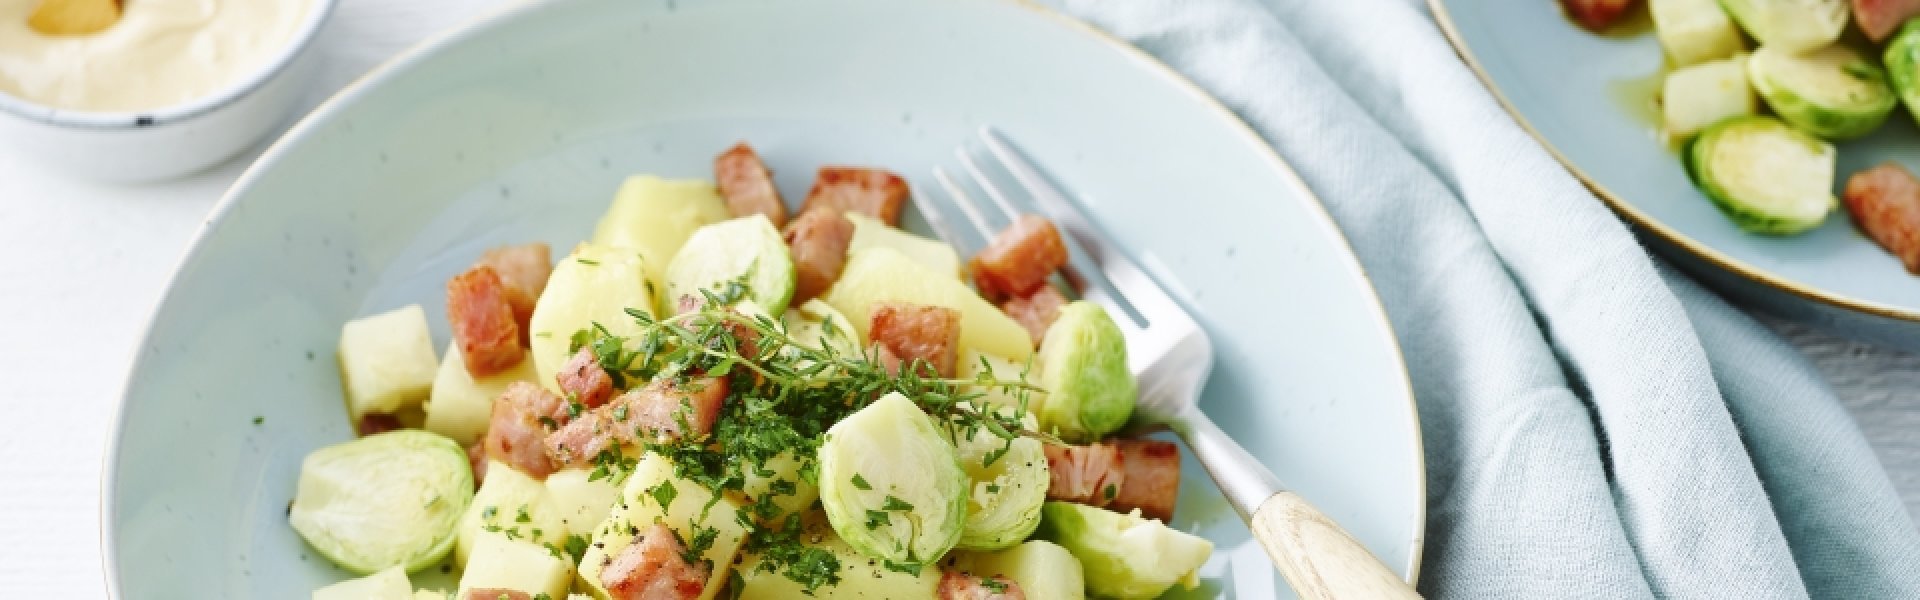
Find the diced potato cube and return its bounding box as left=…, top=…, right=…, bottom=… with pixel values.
left=454, top=536, right=572, bottom=600
left=846, top=212, right=962, bottom=279
left=424, top=342, right=538, bottom=446
left=527, top=244, right=656, bottom=396
left=337, top=305, right=439, bottom=422
left=824, top=247, right=1034, bottom=361
left=733, top=450, right=819, bottom=524
left=314, top=565, right=412, bottom=600
left=591, top=175, right=733, bottom=297
left=951, top=540, right=1086, bottom=600
left=738, top=523, right=943, bottom=599
left=1652, top=0, right=1745, bottom=66
left=545, top=468, right=622, bottom=538
left=578, top=454, right=747, bottom=600
left=1664, top=56, right=1756, bottom=138
left=456, top=460, right=569, bottom=567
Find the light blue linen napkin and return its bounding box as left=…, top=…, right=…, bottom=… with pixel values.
left=1050, top=0, right=1920, bottom=596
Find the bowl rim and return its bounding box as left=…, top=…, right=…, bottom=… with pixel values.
left=97, top=0, right=1426, bottom=595
left=1428, top=0, right=1920, bottom=324
left=0, top=0, right=339, bottom=130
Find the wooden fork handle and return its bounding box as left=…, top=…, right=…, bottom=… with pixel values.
left=1252, top=490, right=1423, bottom=600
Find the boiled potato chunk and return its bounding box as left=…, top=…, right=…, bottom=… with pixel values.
left=738, top=523, right=944, bottom=599
left=1663, top=56, right=1756, bottom=139
left=455, top=461, right=568, bottom=567
left=1651, top=0, right=1745, bottom=66
left=577, top=453, right=748, bottom=600
left=951, top=540, right=1086, bottom=600
left=591, top=175, right=733, bottom=296
left=823, top=247, right=1033, bottom=361
left=424, top=342, right=538, bottom=446
left=313, top=565, right=411, bottom=600
left=734, top=450, right=819, bottom=524
left=337, top=304, right=439, bottom=422
left=527, top=244, right=656, bottom=395
left=454, top=536, right=572, bottom=600
left=545, top=467, right=622, bottom=538
left=845, top=213, right=961, bottom=279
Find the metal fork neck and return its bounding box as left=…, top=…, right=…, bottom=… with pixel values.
left=1173, top=411, right=1290, bottom=522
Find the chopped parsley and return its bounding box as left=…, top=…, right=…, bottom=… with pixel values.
left=543, top=273, right=1050, bottom=593
left=882, top=560, right=924, bottom=577
left=982, top=577, right=1009, bottom=593
left=649, top=480, right=678, bottom=511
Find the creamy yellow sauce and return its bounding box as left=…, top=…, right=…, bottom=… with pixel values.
left=0, top=0, right=310, bottom=113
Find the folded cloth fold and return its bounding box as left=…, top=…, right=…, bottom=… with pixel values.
left=1049, top=0, right=1920, bottom=596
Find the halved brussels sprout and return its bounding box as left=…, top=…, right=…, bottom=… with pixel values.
left=1035, top=302, right=1136, bottom=442
left=1034, top=502, right=1213, bottom=599
left=1749, top=44, right=1895, bottom=139
left=818, top=392, right=969, bottom=565
left=1687, top=116, right=1836, bottom=234
left=289, top=430, right=473, bottom=574
left=1886, top=20, right=1920, bottom=129
left=1719, top=0, right=1847, bottom=52
left=952, top=408, right=1049, bottom=551
left=664, top=214, right=796, bottom=316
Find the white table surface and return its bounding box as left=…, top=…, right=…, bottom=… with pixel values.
left=3, top=0, right=1917, bottom=595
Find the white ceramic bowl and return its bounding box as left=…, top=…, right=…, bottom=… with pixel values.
left=0, top=0, right=336, bottom=183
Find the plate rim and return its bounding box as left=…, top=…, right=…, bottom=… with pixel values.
left=1428, top=0, right=1920, bottom=323
left=98, top=0, right=1428, bottom=594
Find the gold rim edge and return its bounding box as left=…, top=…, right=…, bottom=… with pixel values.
left=1428, top=0, right=1920, bottom=323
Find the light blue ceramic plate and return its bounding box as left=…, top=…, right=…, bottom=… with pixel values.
left=1433, top=0, right=1920, bottom=348
left=103, top=0, right=1423, bottom=597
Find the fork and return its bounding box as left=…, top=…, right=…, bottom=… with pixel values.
left=915, top=127, right=1421, bottom=600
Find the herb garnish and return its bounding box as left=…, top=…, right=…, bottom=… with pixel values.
left=559, top=274, right=1049, bottom=593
